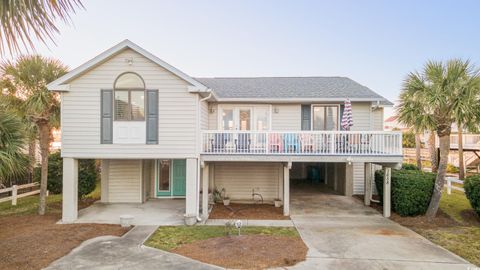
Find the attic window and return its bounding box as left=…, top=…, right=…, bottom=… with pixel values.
left=114, top=72, right=145, bottom=89
left=114, top=72, right=145, bottom=121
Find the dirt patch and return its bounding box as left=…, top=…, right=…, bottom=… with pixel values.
left=0, top=214, right=129, bottom=270
left=460, top=209, right=480, bottom=226
left=209, top=203, right=289, bottom=220
left=173, top=235, right=307, bottom=269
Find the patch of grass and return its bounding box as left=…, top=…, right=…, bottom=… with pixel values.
left=84, top=180, right=101, bottom=200
left=145, top=226, right=299, bottom=251
left=417, top=226, right=480, bottom=266
left=440, top=189, right=472, bottom=224
left=0, top=194, right=62, bottom=216
left=0, top=180, right=101, bottom=217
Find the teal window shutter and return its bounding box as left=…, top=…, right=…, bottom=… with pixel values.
left=146, top=89, right=159, bottom=144
left=301, top=105, right=311, bottom=130
left=100, top=90, right=113, bottom=144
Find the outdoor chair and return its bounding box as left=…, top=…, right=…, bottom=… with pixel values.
left=283, top=133, right=300, bottom=153
left=268, top=133, right=283, bottom=153
left=235, top=133, right=251, bottom=153
left=300, top=133, right=315, bottom=153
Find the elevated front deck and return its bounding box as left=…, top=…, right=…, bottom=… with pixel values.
left=201, top=130, right=403, bottom=164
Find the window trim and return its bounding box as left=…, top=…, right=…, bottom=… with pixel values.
left=217, top=104, right=272, bottom=131
left=310, top=104, right=341, bottom=131
left=157, top=159, right=171, bottom=193
left=113, top=71, right=146, bottom=89
left=114, top=89, right=146, bottom=121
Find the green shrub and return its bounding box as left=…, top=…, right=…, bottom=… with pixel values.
left=464, top=174, right=480, bottom=216
left=402, top=163, right=419, bottom=170
left=33, top=152, right=98, bottom=197
left=375, top=169, right=435, bottom=216
left=447, top=164, right=459, bottom=173
left=402, top=131, right=416, bottom=148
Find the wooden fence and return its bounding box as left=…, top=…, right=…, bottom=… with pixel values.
left=0, top=183, right=45, bottom=205
left=445, top=177, right=465, bottom=194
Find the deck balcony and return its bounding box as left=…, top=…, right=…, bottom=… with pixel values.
left=201, top=130, right=403, bottom=156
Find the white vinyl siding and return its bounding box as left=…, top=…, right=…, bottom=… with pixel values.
left=271, top=104, right=301, bottom=130
left=350, top=103, right=371, bottom=131
left=207, top=103, right=217, bottom=129
left=61, top=49, right=198, bottom=159
left=108, top=160, right=142, bottom=202
left=213, top=162, right=282, bottom=201
left=200, top=98, right=208, bottom=130
left=373, top=107, right=384, bottom=131
left=353, top=162, right=365, bottom=195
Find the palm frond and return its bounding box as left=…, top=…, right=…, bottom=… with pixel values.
left=0, top=0, right=84, bottom=55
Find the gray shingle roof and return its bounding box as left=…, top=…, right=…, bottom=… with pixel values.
left=194, top=77, right=392, bottom=105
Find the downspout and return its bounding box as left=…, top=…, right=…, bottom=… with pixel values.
left=196, top=90, right=213, bottom=222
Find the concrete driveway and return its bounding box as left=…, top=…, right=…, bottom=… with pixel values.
left=46, top=226, right=219, bottom=270
left=288, top=192, right=474, bottom=270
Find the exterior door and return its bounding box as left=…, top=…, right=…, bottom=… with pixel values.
left=172, top=159, right=186, bottom=196
left=219, top=107, right=252, bottom=130
left=156, top=160, right=171, bottom=197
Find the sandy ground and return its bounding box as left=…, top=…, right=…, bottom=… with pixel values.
left=209, top=203, right=289, bottom=220
left=0, top=213, right=129, bottom=270
left=173, top=235, right=307, bottom=269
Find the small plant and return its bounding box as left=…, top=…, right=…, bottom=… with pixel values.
left=464, top=174, right=480, bottom=216
left=212, top=187, right=224, bottom=203
left=447, top=164, right=459, bottom=173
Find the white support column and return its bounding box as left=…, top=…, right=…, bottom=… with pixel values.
left=185, top=158, right=198, bottom=225
left=383, top=167, right=391, bottom=218
left=201, top=163, right=209, bottom=219
left=345, top=163, right=354, bottom=197
left=364, top=163, right=372, bottom=206
left=62, top=158, right=78, bottom=223
left=283, top=162, right=291, bottom=216
left=100, top=160, right=109, bottom=203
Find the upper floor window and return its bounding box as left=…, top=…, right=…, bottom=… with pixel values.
left=312, top=105, right=339, bottom=131
left=114, top=72, right=145, bottom=121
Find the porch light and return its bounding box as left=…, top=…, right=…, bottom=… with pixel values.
left=274, top=107, right=279, bottom=113
left=346, top=156, right=352, bottom=165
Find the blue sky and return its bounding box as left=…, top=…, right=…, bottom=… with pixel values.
left=29, top=0, right=480, bottom=117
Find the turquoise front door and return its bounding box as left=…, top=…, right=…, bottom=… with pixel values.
left=172, top=159, right=186, bottom=196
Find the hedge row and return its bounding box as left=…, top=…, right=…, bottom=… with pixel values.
left=375, top=169, right=435, bottom=216
left=464, top=174, right=480, bottom=216
left=34, top=152, right=97, bottom=197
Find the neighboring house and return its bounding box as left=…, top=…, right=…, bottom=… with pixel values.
left=47, top=40, right=402, bottom=224
left=384, top=115, right=408, bottom=131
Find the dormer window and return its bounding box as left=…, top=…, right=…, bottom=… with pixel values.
left=114, top=72, right=145, bottom=121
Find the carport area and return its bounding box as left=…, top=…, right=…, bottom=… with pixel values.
left=75, top=199, right=185, bottom=225
left=289, top=192, right=473, bottom=269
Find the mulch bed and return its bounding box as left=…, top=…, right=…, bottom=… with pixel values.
left=173, top=235, right=307, bottom=269
left=0, top=210, right=129, bottom=270
left=209, top=203, right=290, bottom=220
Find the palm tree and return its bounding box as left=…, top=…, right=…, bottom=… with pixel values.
left=415, top=132, right=422, bottom=170
left=398, top=59, right=480, bottom=219
left=1, top=55, right=68, bottom=215
left=0, top=90, right=39, bottom=181
left=457, top=123, right=465, bottom=179
left=427, top=131, right=438, bottom=173
left=0, top=106, right=29, bottom=186
left=0, top=0, right=83, bottom=55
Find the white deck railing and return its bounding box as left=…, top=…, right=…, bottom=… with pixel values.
left=449, top=134, right=480, bottom=150
left=201, top=130, right=402, bottom=156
